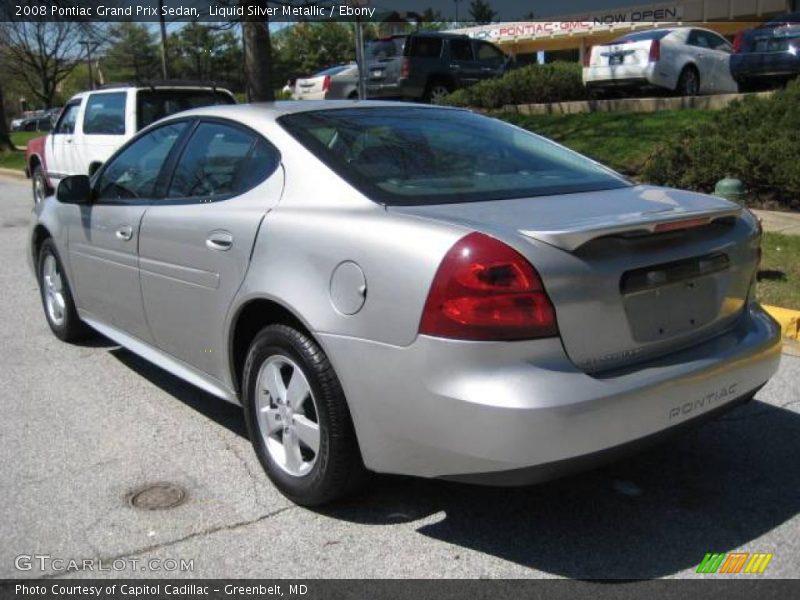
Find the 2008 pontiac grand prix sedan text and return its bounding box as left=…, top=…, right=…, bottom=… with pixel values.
left=29, top=102, right=781, bottom=506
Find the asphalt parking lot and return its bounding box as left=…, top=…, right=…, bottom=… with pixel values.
left=1, top=176, right=798, bottom=580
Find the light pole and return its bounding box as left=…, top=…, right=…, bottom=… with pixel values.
left=454, top=0, right=463, bottom=23
left=78, top=40, right=99, bottom=90
left=348, top=0, right=370, bottom=100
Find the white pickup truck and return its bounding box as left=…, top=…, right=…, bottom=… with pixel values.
left=26, top=83, right=236, bottom=204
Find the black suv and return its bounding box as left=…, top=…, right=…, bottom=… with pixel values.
left=365, top=32, right=511, bottom=102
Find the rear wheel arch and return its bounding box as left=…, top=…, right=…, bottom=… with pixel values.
left=229, top=298, right=318, bottom=395
left=28, top=154, right=41, bottom=177
left=427, top=73, right=455, bottom=90
left=676, top=63, right=700, bottom=94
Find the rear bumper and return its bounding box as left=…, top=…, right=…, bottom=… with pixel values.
left=730, top=53, right=800, bottom=80
left=292, top=91, right=328, bottom=101
left=583, top=63, right=671, bottom=90
left=366, top=81, right=405, bottom=99
left=321, top=302, right=781, bottom=483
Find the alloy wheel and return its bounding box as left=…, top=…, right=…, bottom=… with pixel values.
left=33, top=173, right=46, bottom=205
left=429, top=85, right=450, bottom=103
left=256, top=355, right=321, bottom=477
left=42, top=253, right=66, bottom=327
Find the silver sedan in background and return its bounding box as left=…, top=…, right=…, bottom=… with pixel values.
left=292, top=64, right=359, bottom=100
left=29, top=102, right=781, bottom=506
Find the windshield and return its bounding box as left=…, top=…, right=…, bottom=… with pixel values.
left=136, top=89, right=235, bottom=130
left=278, top=107, right=629, bottom=206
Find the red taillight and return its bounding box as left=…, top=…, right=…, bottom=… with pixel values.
left=649, top=39, right=661, bottom=63
left=419, top=232, right=558, bottom=341
left=732, top=31, right=745, bottom=53
left=583, top=46, right=592, bottom=67
left=322, top=75, right=331, bottom=93
left=400, top=57, right=410, bottom=79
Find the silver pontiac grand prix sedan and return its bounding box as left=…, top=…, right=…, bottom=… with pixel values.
left=29, top=101, right=781, bottom=506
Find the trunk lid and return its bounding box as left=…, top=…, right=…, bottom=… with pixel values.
left=589, top=40, right=654, bottom=67
left=392, top=185, right=758, bottom=372
left=295, top=76, right=325, bottom=97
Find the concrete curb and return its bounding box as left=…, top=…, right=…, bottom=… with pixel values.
left=763, top=305, right=800, bottom=342
left=499, top=91, right=773, bottom=116
left=0, top=168, right=26, bottom=180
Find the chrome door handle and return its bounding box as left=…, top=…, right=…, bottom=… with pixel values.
left=115, top=225, right=133, bottom=241
left=206, top=231, right=234, bottom=251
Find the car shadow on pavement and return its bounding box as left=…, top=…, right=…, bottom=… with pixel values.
left=104, top=347, right=800, bottom=579
left=319, top=398, right=800, bottom=579
left=110, top=348, right=247, bottom=438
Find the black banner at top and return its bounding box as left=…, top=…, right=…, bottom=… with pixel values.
left=1, top=0, right=793, bottom=23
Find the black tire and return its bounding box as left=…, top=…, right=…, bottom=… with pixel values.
left=37, top=238, right=90, bottom=342
left=424, top=79, right=452, bottom=104
left=242, top=324, right=367, bottom=506
left=676, top=65, right=700, bottom=96
left=32, top=164, right=49, bottom=206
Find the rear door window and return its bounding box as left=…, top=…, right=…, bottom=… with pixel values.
left=83, top=92, right=127, bottom=135
left=408, top=37, right=443, bottom=58
left=449, top=39, right=475, bottom=61
left=165, top=121, right=278, bottom=200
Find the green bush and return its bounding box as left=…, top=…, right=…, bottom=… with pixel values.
left=641, top=79, right=800, bottom=209
left=439, top=62, right=587, bottom=109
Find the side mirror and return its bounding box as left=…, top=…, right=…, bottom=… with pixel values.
left=56, top=175, right=92, bottom=205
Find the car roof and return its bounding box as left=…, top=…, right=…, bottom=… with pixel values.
left=68, top=84, right=234, bottom=101
left=167, top=100, right=455, bottom=123
left=372, top=31, right=467, bottom=40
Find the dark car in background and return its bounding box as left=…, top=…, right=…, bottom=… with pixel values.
left=731, top=12, right=800, bottom=90
left=366, top=32, right=512, bottom=102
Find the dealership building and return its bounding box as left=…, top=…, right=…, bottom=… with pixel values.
left=450, top=0, right=797, bottom=63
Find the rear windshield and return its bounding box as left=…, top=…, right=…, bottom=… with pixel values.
left=136, top=89, right=235, bottom=130
left=366, top=38, right=405, bottom=60
left=613, top=30, right=672, bottom=43
left=278, top=107, right=629, bottom=206
left=315, top=65, right=350, bottom=77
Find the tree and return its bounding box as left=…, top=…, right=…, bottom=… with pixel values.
left=0, top=18, right=97, bottom=108
left=102, top=23, right=161, bottom=84
left=0, top=82, right=15, bottom=152
left=170, top=24, right=243, bottom=89
left=241, top=0, right=274, bottom=101
left=272, top=22, right=356, bottom=85
left=469, top=0, right=497, bottom=24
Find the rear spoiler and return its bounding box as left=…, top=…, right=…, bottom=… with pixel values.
left=519, top=206, right=742, bottom=252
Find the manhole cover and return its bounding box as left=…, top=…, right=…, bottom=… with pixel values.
left=129, top=483, right=187, bottom=510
